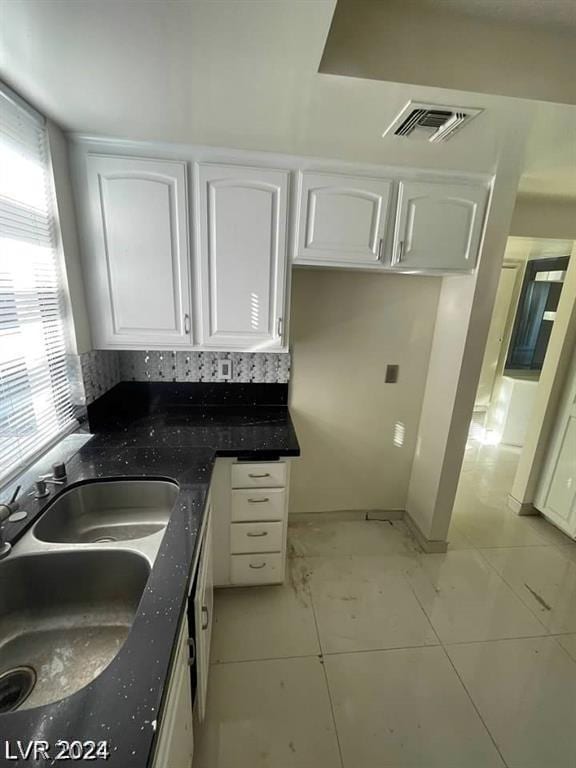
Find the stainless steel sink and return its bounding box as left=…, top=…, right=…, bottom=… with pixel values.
left=0, top=549, right=150, bottom=711
left=34, top=480, right=178, bottom=544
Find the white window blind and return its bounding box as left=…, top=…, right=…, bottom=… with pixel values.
left=0, top=87, right=75, bottom=485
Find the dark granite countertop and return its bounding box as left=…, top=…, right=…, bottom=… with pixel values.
left=0, top=383, right=299, bottom=767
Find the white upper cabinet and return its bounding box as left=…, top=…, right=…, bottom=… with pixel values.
left=294, top=172, right=392, bottom=266
left=196, top=164, right=289, bottom=350
left=392, top=180, right=487, bottom=272
left=85, top=155, right=191, bottom=348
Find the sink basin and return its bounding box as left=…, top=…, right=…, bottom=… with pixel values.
left=0, top=550, right=150, bottom=712
left=34, top=480, right=178, bottom=544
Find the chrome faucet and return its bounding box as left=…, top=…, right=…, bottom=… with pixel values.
left=0, top=485, right=21, bottom=560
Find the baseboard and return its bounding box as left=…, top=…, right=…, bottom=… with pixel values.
left=366, top=509, right=405, bottom=521
left=507, top=494, right=538, bottom=516
left=404, top=512, right=448, bottom=554
left=288, top=509, right=405, bottom=523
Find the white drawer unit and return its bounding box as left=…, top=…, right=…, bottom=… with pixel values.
left=230, top=553, right=284, bottom=585
left=212, top=458, right=291, bottom=587
left=231, top=461, right=287, bottom=489
left=230, top=521, right=283, bottom=554
left=231, top=488, right=285, bottom=522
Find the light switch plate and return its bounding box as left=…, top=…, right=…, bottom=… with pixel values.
left=217, top=358, right=233, bottom=380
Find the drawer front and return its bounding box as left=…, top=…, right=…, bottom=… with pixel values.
left=230, top=553, right=284, bottom=585
left=230, top=521, right=283, bottom=554
left=231, top=488, right=286, bottom=522
left=231, top=462, right=287, bottom=489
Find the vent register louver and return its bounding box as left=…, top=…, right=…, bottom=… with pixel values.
left=383, top=101, right=482, bottom=143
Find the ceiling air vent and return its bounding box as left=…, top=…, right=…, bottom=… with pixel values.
left=383, top=101, right=482, bottom=143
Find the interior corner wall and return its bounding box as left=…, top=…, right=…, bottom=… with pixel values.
left=47, top=121, right=92, bottom=354
left=287, top=268, right=441, bottom=515
left=510, top=195, right=576, bottom=240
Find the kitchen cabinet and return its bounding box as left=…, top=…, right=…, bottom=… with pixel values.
left=212, top=458, right=290, bottom=587
left=196, top=163, right=289, bottom=350
left=294, top=171, right=392, bottom=266
left=193, top=498, right=213, bottom=721
left=391, top=180, right=487, bottom=272
left=84, top=155, right=192, bottom=348
left=151, top=612, right=194, bottom=768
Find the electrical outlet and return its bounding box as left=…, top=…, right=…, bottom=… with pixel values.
left=217, top=358, right=233, bottom=380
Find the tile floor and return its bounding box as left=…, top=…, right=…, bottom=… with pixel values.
left=194, top=437, right=576, bottom=768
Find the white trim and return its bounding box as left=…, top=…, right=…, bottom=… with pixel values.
left=0, top=80, right=45, bottom=125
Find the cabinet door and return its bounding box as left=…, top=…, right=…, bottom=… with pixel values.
left=295, top=172, right=392, bottom=265
left=392, top=180, right=487, bottom=272
left=86, top=155, right=192, bottom=348
left=197, top=164, right=289, bottom=350
left=194, top=502, right=213, bottom=721
left=152, top=614, right=194, bottom=768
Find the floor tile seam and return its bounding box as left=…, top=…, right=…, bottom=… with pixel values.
left=307, top=572, right=346, bottom=768
left=473, top=547, right=556, bottom=634
left=439, top=643, right=510, bottom=768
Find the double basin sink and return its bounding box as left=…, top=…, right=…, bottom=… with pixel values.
left=0, top=480, right=178, bottom=714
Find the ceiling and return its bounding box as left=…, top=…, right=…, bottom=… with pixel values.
left=0, top=0, right=574, bottom=198
left=417, top=0, right=576, bottom=30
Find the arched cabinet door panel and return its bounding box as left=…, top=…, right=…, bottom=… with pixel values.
left=196, top=163, right=289, bottom=350
left=295, top=171, right=392, bottom=265
left=85, top=155, right=191, bottom=348
left=392, top=180, right=487, bottom=272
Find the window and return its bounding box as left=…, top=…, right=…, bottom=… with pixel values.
left=0, top=86, right=75, bottom=485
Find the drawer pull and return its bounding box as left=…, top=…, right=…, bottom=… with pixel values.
left=248, top=497, right=270, bottom=503
left=248, top=472, right=271, bottom=478
left=247, top=531, right=268, bottom=537
left=249, top=562, right=267, bottom=569
left=201, top=605, right=209, bottom=630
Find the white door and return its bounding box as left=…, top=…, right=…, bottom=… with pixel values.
left=194, top=503, right=213, bottom=720
left=535, top=348, right=576, bottom=538
left=475, top=265, right=519, bottom=410
left=196, top=164, right=289, bottom=350
left=294, top=171, right=392, bottom=265
left=85, top=155, right=192, bottom=348
left=392, top=180, right=487, bottom=272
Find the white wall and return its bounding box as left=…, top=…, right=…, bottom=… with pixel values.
left=47, top=121, right=92, bottom=353
left=406, top=116, right=529, bottom=543
left=511, top=195, right=576, bottom=240
left=288, top=269, right=440, bottom=515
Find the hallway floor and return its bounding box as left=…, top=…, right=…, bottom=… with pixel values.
left=194, top=440, right=576, bottom=768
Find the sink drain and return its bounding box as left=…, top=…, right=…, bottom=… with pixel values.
left=92, top=536, right=117, bottom=543
left=0, top=667, right=36, bottom=713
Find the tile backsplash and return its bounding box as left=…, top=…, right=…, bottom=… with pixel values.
left=79, top=350, right=291, bottom=405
